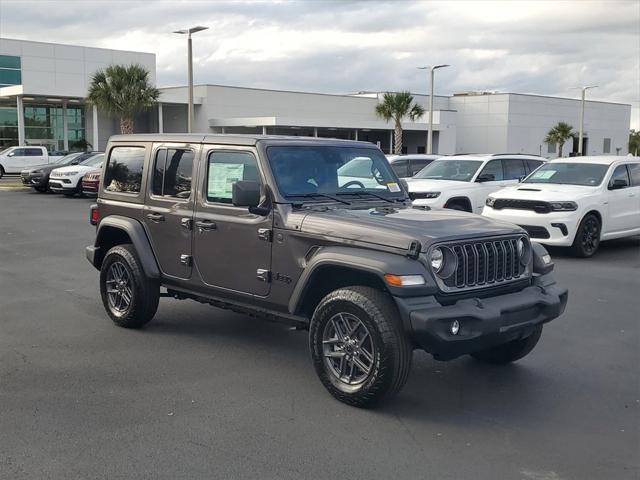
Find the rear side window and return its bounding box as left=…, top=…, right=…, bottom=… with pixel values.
left=25, top=148, right=42, bottom=156
left=390, top=159, right=408, bottom=177
left=629, top=164, right=640, bottom=186
left=502, top=159, right=527, bottom=180
left=152, top=148, right=194, bottom=199
left=409, top=159, right=432, bottom=176
left=207, top=151, right=260, bottom=204
left=526, top=159, right=544, bottom=174
left=103, top=146, right=145, bottom=194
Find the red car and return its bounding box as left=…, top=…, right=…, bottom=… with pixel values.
left=81, top=168, right=101, bottom=197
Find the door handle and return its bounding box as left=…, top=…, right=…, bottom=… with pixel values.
left=195, top=219, right=216, bottom=231
left=146, top=212, right=165, bottom=222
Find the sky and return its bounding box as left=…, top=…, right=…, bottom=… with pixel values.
left=1, top=0, right=638, bottom=128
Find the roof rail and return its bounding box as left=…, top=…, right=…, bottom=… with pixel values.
left=492, top=153, right=541, bottom=156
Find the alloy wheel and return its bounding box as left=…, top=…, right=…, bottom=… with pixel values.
left=581, top=217, right=600, bottom=255
left=322, top=312, right=376, bottom=385
left=105, top=261, right=133, bottom=314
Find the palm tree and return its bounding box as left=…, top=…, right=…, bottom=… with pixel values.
left=628, top=129, right=640, bottom=156
left=86, top=64, right=160, bottom=134
left=375, top=91, right=425, bottom=154
left=544, top=122, right=575, bottom=157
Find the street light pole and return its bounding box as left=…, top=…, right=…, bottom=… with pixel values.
left=575, top=85, right=597, bottom=156
left=418, top=64, right=449, bottom=154
left=174, top=26, right=208, bottom=133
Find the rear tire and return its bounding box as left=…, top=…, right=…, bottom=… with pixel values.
left=309, top=286, right=412, bottom=408
left=570, top=213, right=600, bottom=257
left=0, top=166, right=4, bottom=179
left=470, top=325, right=543, bottom=364
left=100, top=244, right=159, bottom=329
left=34, top=186, right=47, bottom=193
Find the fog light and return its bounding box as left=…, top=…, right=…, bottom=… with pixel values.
left=450, top=320, right=460, bottom=335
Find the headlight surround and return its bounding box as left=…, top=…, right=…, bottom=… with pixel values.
left=549, top=201, right=578, bottom=211
left=431, top=247, right=444, bottom=272
left=517, top=236, right=532, bottom=266
left=412, top=191, right=441, bottom=200
left=486, top=196, right=496, bottom=207
left=429, top=246, right=458, bottom=279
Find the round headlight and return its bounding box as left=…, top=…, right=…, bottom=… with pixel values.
left=431, top=247, right=444, bottom=272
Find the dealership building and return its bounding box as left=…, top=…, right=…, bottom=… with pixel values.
left=0, top=37, right=632, bottom=156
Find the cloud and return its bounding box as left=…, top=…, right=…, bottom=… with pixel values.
left=1, top=0, right=638, bottom=127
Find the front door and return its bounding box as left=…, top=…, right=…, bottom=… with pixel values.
left=606, top=164, right=636, bottom=234
left=193, top=147, right=273, bottom=296
left=143, top=144, right=198, bottom=280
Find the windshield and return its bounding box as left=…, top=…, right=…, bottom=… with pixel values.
left=266, top=146, right=404, bottom=200
left=413, top=159, right=483, bottom=182
left=523, top=162, right=608, bottom=186
left=82, top=154, right=104, bottom=168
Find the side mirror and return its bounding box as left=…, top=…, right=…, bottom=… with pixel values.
left=7, top=151, right=15, bottom=157
left=608, top=179, right=627, bottom=190
left=232, top=180, right=261, bottom=209
left=476, top=173, right=495, bottom=183
left=518, top=175, right=527, bottom=182
left=71, top=160, right=79, bottom=165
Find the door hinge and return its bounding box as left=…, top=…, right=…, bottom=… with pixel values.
left=180, top=254, right=192, bottom=266
left=256, top=269, right=271, bottom=282
left=181, top=218, right=193, bottom=230
left=257, top=228, right=272, bottom=242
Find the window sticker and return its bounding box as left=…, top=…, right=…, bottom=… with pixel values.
left=208, top=163, right=245, bottom=199
left=531, top=170, right=556, bottom=180
left=387, top=182, right=401, bottom=192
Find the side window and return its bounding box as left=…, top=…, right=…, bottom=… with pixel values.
left=609, top=165, right=630, bottom=189
left=390, top=159, right=408, bottom=178
left=502, top=159, right=527, bottom=180
left=152, top=148, right=193, bottom=199
left=526, top=159, right=544, bottom=174
left=207, top=150, right=260, bottom=204
left=25, top=148, right=42, bottom=156
left=11, top=148, right=25, bottom=156
left=628, top=164, right=640, bottom=187
left=103, top=146, right=146, bottom=194
left=409, top=159, right=431, bottom=176
left=478, top=160, right=503, bottom=181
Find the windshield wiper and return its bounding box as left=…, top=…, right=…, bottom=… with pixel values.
left=336, top=191, right=396, bottom=203
left=286, top=193, right=351, bottom=205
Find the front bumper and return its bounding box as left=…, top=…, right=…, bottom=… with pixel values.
left=482, top=206, right=579, bottom=246
left=49, top=179, right=76, bottom=193
left=21, top=173, right=46, bottom=187
left=397, top=275, right=568, bottom=360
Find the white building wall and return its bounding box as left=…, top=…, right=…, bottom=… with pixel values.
left=451, top=93, right=631, bottom=157
left=0, top=38, right=156, bottom=98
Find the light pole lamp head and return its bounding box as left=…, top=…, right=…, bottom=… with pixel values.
left=173, top=26, right=209, bottom=37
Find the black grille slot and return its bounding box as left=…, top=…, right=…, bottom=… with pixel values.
left=493, top=199, right=551, bottom=214
left=520, top=225, right=551, bottom=239
left=440, top=237, right=528, bottom=291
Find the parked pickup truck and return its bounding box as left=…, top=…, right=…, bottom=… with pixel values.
left=0, top=146, right=65, bottom=177
left=86, top=134, right=568, bottom=408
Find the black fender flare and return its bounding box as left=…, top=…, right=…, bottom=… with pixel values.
left=93, top=216, right=160, bottom=278
left=443, top=196, right=472, bottom=211
left=288, top=246, right=434, bottom=315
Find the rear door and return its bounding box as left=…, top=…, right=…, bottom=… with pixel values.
left=143, top=143, right=198, bottom=280
left=193, top=146, right=273, bottom=296
left=605, top=164, right=635, bottom=233
left=22, top=148, right=46, bottom=169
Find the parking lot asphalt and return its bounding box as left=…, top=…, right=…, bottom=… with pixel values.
left=0, top=189, right=638, bottom=480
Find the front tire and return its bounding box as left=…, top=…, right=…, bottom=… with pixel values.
left=309, top=286, right=412, bottom=408
left=100, top=244, right=159, bottom=328
left=570, top=213, right=600, bottom=257
left=470, top=325, right=543, bottom=364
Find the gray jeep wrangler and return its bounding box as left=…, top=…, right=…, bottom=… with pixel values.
left=87, top=134, right=568, bottom=407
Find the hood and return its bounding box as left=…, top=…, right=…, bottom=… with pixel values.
left=23, top=163, right=63, bottom=173
left=51, top=164, right=98, bottom=175
left=405, top=178, right=470, bottom=193
left=491, top=183, right=597, bottom=201
left=300, top=204, right=522, bottom=251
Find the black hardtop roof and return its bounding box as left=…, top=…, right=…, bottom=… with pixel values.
left=108, top=133, right=377, bottom=148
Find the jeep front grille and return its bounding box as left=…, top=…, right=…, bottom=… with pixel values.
left=435, top=236, right=529, bottom=292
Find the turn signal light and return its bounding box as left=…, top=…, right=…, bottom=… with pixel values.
left=384, top=274, right=425, bottom=287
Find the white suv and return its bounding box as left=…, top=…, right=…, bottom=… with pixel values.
left=483, top=156, right=640, bottom=257
left=49, top=153, right=104, bottom=196
left=405, top=154, right=546, bottom=213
